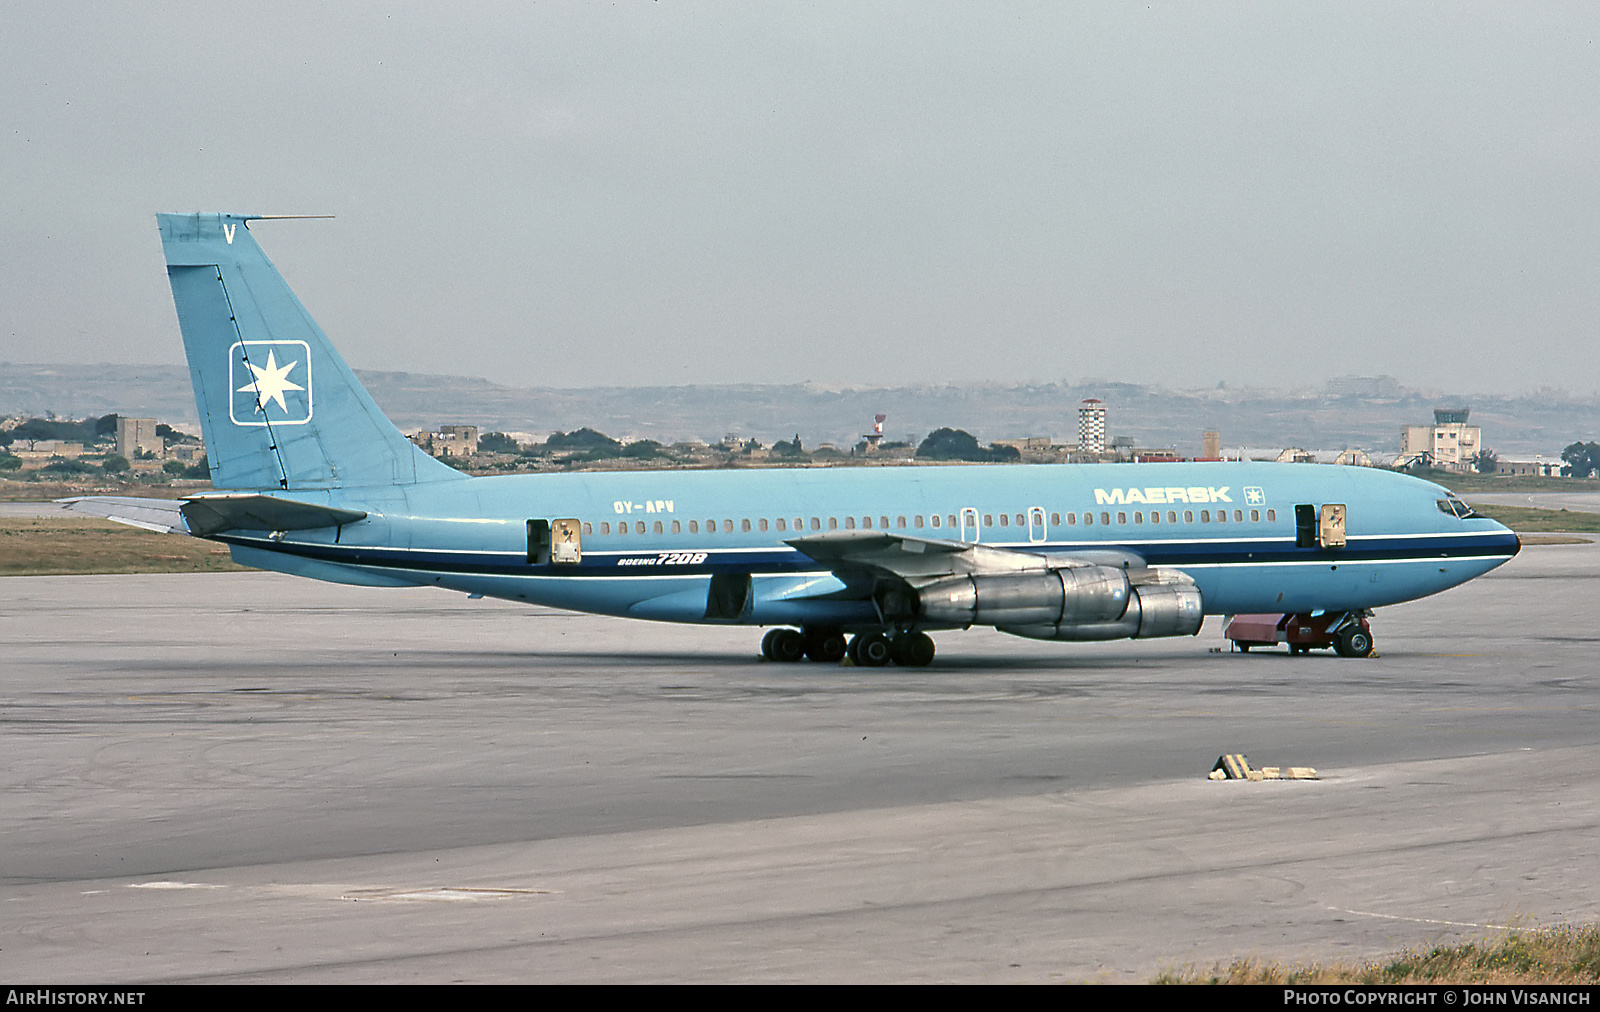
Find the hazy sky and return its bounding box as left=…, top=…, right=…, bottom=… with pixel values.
left=4, top=3, right=1599, bottom=394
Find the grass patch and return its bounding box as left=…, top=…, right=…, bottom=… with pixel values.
left=0, top=517, right=249, bottom=576
left=1156, top=924, right=1600, bottom=984
left=1423, top=471, right=1600, bottom=495
left=1464, top=502, right=1600, bottom=533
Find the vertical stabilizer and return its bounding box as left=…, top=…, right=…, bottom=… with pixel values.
left=157, top=213, right=463, bottom=490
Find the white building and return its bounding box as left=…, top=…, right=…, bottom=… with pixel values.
left=1078, top=399, right=1106, bottom=456
left=1401, top=408, right=1481, bottom=472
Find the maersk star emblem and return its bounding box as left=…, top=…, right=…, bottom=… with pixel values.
left=229, top=340, right=313, bottom=426
left=237, top=350, right=303, bottom=413
left=1244, top=486, right=1265, bottom=505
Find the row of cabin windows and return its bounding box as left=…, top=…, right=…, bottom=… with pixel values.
left=580, top=508, right=1277, bottom=537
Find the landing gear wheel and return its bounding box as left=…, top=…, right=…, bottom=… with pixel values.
left=890, top=632, right=935, bottom=667
left=1334, top=627, right=1374, bottom=658
left=763, top=628, right=805, bottom=662
left=804, top=629, right=847, bottom=663
left=851, top=632, right=892, bottom=667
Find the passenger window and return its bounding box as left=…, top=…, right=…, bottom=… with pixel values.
left=707, top=518, right=716, bottom=532
left=1116, top=512, right=1126, bottom=524
left=1200, top=510, right=1210, bottom=523
left=1250, top=510, right=1259, bottom=523
left=1184, top=511, right=1193, bottom=523
left=984, top=514, right=993, bottom=526
left=931, top=515, right=941, bottom=528
left=759, top=519, right=768, bottom=532
left=845, top=516, right=856, bottom=530
left=1234, top=510, right=1243, bottom=523
left=880, top=516, right=890, bottom=529
left=723, top=520, right=733, bottom=533
left=1214, top=511, right=1225, bottom=523
left=1015, top=514, right=1024, bottom=526
left=1134, top=512, right=1144, bottom=524
left=898, top=516, right=907, bottom=528
left=601, top=522, right=611, bottom=535
left=741, top=519, right=751, bottom=532
left=914, top=516, right=924, bottom=528
left=1084, top=513, right=1093, bottom=526
left=776, top=518, right=786, bottom=532
left=582, top=522, right=592, bottom=535
left=862, top=516, right=872, bottom=529
left=999, top=514, right=1009, bottom=527
left=688, top=520, right=697, bottom=534
left=672, top=520, right=682, bottom=533
left=948, top=515, right=957, bottom=528
left=1267, top=509, right=1276, bottom=522
left=811, top=517, right=820, bottom=530
left=636, top=522, right=646, bottom=534
left=828, top=517, right=838, bottom=530
left=1167, top=511, right=1177, bottom=524
left=654, top=521, right=663, bottom=534
left=617, top=523, right=627, bottom=536
left=1149, top=512, right=1158, bottom=525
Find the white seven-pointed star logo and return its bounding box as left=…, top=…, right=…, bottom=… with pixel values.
left=237, top=350, right=305, bottom=414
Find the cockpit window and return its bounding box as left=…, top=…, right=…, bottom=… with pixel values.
left=1436, top=495, right=1482, bottom=519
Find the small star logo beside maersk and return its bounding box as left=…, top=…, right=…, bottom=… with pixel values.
left=1244, top=486, right=1266, bottom=505
left=229, top=341, right=313, bottom=426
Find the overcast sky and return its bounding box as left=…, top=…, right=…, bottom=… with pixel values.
left=4, top=3, right=1599, bottom=394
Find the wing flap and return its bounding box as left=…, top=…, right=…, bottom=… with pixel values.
left=786, top=530, right=1048, bottom=584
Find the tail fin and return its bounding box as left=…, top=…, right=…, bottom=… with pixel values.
left=157, top=213, right=463, bottom=490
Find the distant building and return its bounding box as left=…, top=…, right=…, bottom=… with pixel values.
left=410, top=424, right=480, bottom=458
left=1201, top=430, right=1222, bottom=461
left=1401, top=408, right=1481, bottom=472
left=1078, top=399, right=1106, bottom=456
left=1496, top=458, right=1562, bottom=477
left=116, top=416, right=162, bottom=460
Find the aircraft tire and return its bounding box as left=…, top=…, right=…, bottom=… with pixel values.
left=1335, top=627, right=1374, bottom=658
left=767, top=628, right=805, bottom=663
left=804, top=629, right=847, bottom=663
left=853, top=632, right=892, bottom=667
left=891, top=632, right=935, bottom=667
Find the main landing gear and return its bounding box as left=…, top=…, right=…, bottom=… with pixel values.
left=761, top=627, right=935, bottom=667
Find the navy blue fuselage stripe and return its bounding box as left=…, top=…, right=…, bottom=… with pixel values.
left=217, top=532, right=1520, bottom=577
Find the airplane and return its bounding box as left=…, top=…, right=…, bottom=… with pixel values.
left=66, top=213, right=1521, bottom=666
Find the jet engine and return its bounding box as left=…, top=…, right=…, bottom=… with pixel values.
left=915, top=566, right=1203, bottom=641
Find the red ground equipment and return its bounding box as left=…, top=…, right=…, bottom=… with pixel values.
left=1224, top=612, right=1374, bottom=657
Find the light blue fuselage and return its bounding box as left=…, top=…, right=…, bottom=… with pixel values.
left=222, top=460, right=1518, bottom=629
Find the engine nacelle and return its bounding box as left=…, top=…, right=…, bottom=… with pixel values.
left=917, top=566, right=1133, bottom=629
left=998, top=579, right=1204, bottom=642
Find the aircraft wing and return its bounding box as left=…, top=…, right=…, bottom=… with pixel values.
left=785, top=530, right=1148, bottom=587
left=61, top=493, right=367, bottom=537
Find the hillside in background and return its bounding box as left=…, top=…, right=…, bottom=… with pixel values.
left=4, top=364, right=1597, bottom=457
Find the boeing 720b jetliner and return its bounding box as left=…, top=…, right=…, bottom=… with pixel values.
left=68, top=213, right=1521, bottom=666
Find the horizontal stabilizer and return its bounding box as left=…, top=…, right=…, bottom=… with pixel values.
left=179, top=493, right=367, bottom=536
left=60, top=494, right=367, bottom=536
left=57, top=496, right=187, bottom=534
